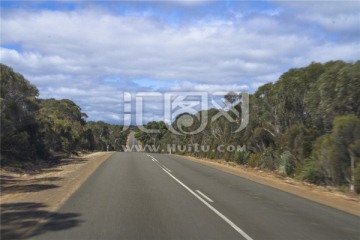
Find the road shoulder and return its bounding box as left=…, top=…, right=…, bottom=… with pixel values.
left=0, top=152, right=114, bottom=239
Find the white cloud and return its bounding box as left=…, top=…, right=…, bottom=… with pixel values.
left=272, top=0, right=360, bottom=39
left=293, top=41, right=360, bottom=66
left=167, top=0, right=211, bottom=6
left=0, top=9, right=327, bottom=84
left=167, top=81, right=248, bottom=92
left=1, top=5, right=359, bottom=123
left=299, top=13, right=360, bottom=35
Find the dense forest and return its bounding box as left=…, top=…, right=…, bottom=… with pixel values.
left=135, top=60, right=360, bottom=193
left=0, top=64, right=129, bottom=167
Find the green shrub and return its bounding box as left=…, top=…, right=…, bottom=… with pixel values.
left=207, top=150, right=215, bottom=159
left=234, top=151, right=249, bottom=165
left=354, top=164, right=360, bottom=193
left=262, top=147, right=276, bottom=170
left=248, top=153, right=262, bottom=167
left=278, top=151, right=296, bottom=176
left=298, top=157, right=322, bottom=184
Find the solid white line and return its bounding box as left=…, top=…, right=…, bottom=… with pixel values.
left=161, top=169, right=253, bottom=240
left=196, top=190, right=214, bottom=203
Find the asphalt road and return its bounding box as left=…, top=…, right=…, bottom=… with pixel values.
left=30, top=152, right=360, bottom=240
left=128, top=131, right=138, bottom=152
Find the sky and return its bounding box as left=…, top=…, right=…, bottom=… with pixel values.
left=1, top=0, right=359, bottom=124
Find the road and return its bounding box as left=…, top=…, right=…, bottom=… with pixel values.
left=127, top=131, right=138, bottom=152
left=29, top=153, right=360, bottom=239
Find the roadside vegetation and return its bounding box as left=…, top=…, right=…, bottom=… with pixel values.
left=135, top=60, right=360, bottom=193
left=2, top=61, right=359, bottom=193
left=0, top=64, right=129, bottom=169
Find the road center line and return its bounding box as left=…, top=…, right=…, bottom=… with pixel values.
left=157, top=162, right=172, bottom=173
left=148, top=155, right=250, bottom=237
left=195, top=190, right=214, bottom=203
left=158, top=163, right=172, bottom=173
left=160, top=168, right=253, bottom=240
left=148, top=155, right=173, bottom=173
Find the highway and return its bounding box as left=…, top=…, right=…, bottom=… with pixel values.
left=29, top=149, right=360, bottom=240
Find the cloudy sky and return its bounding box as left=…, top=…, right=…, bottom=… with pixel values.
left=1, top=0, right=359, bottom=124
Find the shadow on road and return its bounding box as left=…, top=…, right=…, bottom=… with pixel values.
left=1, top=202, right=82, bottom=239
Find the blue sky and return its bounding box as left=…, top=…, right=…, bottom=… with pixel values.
left=1, top=0, right=359, bottom=124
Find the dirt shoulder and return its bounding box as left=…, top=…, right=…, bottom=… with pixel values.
left=0, top=151, right=114, bottom=239
left=178, top=154, right=360, bottom=217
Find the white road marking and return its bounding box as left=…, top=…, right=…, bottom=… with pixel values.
left=149, top=155, right=172, bottom=173
left=161, top=165, right=172, bottom=173
left=161, top=168, right=253, bottom=240
left=156, top=162, right=172, bottom=173
left=162, top=167, right=170, bottom=173
left=195, top=190, right=214, bottom=203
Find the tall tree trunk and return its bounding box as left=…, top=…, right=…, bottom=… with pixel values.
left=349, top=149, right=355, bottom=192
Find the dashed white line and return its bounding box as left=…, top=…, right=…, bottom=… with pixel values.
left=156, top=162, right=172, bottom=173
left=160, top=168, right=253, bottom=240
left=195, top=190, right=214, bottom=203
left=148, top=155, right=172, bottom=173
left=149, top=155, right=251, bottom=239
left=161, top=165, right=172, bottom=173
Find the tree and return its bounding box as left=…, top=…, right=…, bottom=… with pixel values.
left=332, top=115, right=360, bottom=191
left=1, top=63, right=130, bottom=167
left=0, top=64, right=47, bottom=162
left=87, top=121, right=129, bottom=151
left=37, top=98, right=88, bottom=152
left=308, top=115, right=360, bottom=191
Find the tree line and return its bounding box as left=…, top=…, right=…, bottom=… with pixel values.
left=135, top=60, right=360, bottom=193
left=0, top=64, right=129, bottom=167
left=2, top=61, right=359, bottom=192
